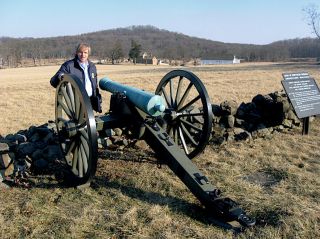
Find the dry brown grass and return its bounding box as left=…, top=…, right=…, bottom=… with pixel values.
left=0, top=62, right=319, bottom=238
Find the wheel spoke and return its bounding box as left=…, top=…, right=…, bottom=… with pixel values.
left=65, top=141, right=76, bottom=166
left=180, top=123, right=198, bottom=146
left=66, top=140, right=76, bottom=155
left=174, top=127, right=178, bottom=144
left=178, top=126, right=189, bottom=155
left=177, top=82, right=193, bottom=110
left=169, top=78, right=174, bottom=106
left=57, top=97, right=73, bottom=119
left=80, top=143, right=88, bottom=173
left=180, top=118, right=203, bottom=132
left=61, top=85, right=74, bottom=117
left=57, top=117, right=67, bottom=123
left=161, top=86, right=172, bottom=107
left=72, top=144, right=79, bottom=174
left=66, top=83, right=76, bottom=113
left=79, top=127, right=89, bottom=141
left=80, top=134, right=90, bottom=160
left=75, top=94, right=81, bottom=121
left=168, top=125, right=173, bottom=138
left=77, top=145, right=83, bottom=178
left=78, top=103, right=85, bottom=124
left=178, top=95, right=201, bottom=113
left=179, top=112, right=204, bottom=118
left=175, top=76, right=183, bottom=108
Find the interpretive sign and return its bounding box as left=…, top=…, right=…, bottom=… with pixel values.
left=282, top=72, right=320, bottom=119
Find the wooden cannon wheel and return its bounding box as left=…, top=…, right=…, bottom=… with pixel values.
left=155, top=70, right=213, bottom=159
left=55, top=74, right=98, bottom=186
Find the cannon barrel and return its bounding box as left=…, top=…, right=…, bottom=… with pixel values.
left=99, top=77, right=166, bottom=117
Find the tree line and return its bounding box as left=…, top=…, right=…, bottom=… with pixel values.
left=0, top=25, right=320, bottom=68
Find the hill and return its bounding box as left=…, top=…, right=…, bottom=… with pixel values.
left=0, top=25, right=320, bottom=67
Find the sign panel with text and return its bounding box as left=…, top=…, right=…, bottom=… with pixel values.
left=282, top=72, right=320, bottom=119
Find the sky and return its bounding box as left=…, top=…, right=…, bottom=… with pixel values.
left=0, top=0, right=318, bottom=45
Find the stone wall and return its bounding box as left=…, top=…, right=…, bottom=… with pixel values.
left=211, top=90, right=301, bottom=144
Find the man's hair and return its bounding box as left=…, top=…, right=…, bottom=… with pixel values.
left=76, top=43, right=91, bottom=55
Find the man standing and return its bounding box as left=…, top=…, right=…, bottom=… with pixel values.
left=50, top=43, right=102, bottom=112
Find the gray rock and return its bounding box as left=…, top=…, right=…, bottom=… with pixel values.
left=212, top=104, right=222, bottom=117
left=103, top=138, right=113, bottom=148
left=4, top=134, right=14, bottom=140
left=235, top=118, right=245, bottom=128
left=33, top=158, right=49, bottom=169
left=220, top=115, right=235, bottom=128
left=122, top=139, right=129, bottom=146
left=111, top=136, right=123, bottom=145
left=286, top=110, right=300, bottom=125
left=251, top=127, right=271, bottom=139
left=42, top=145, right=62, bottom=162
left=256, top=128, right=271, bottom=138
left=235, top=130, right=252, bottom=141
left=113, top=128, right=123, bottom=136
left=282, top=119, right=292, bottom=128
left=226, top=133, right=235, bottom=142
left=0, top=143, right=9, bottom=154
left=233, top=127, right=245, bottom=135
left=134, top=140, right=149, bottom=150
left=1, top=153, right=14, bottom=180
left=31, top=149, right=43, bottom=161
left=97, top=138, right=104, bottom=149
left=14, top=134, right=27, bottom=143
left=220, top=100, right=238, bottom=116
left=227, top=115, right=235, bottom=128
left=211, top=126, right=226, bottom=145
left=104, top=129, right=115, bottom=137
left=35, top=127, right=52, bottom=137
left=212, top=126, right=226, bottom=136
left=16, top=142, right=37, bottom=157
left=29, top=133, right=41, bottom=142
left=27, top=126, right=37, bottom=138
left=42, top=132, right=54, bottom=144
left=274, top=125, right=285, bottom=132
left=46, top=121, right=57, bottom=131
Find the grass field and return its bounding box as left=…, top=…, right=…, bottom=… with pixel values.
left=0, top=63, right=319, bottom=238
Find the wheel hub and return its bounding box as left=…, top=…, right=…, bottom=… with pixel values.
left=60, top=120, right=83, bottom=138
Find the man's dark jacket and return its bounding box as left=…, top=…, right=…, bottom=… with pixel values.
left=50, top=57, right=102, bottom=112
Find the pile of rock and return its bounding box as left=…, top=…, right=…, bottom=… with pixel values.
left=0, top=121, right=62, bottom=183
left=0, top=122, right=150, bottom=185
left=211, top=90, right=301, bottom=144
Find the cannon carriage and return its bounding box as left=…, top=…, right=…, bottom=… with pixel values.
left=55, top=70, right=255, bottom=227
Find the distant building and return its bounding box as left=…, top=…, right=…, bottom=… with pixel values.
left=136, top=52, right=158, bottom=65
left=142, top=52, right=151, bottom=59
left=233, top=56, right=240, bottom=64
left=201, top=56, right=241, bottom=65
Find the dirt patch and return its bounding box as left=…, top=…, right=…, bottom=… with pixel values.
left=243, top=167, right=288, bottom=187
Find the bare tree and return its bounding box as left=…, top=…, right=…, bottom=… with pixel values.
left=109, top=41, right=124, bottom=64
left=303, top=4, right=320, bottom=39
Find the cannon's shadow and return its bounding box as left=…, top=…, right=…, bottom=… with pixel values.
left=93, top=178, right=243, bottom=232
left=90, top=174, right=243, bottom=233
left=13, top=157, right=242, bottom=233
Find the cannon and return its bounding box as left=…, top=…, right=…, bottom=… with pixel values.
left=55, top=70, right=255, bottom=227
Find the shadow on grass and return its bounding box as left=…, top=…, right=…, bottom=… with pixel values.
left=254, top=207, right=291, bottom=227
left=91, top=175, right=245, bottom=233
